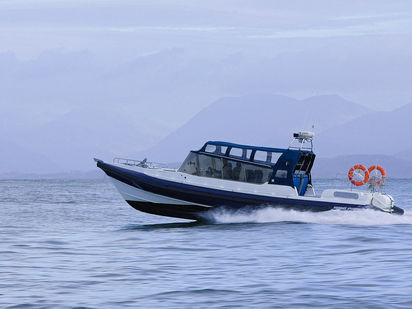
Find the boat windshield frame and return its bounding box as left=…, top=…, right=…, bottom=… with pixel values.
left=178, top=141, right=316, bottom=193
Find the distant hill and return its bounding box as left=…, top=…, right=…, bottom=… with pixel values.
left=137, top=94, right=372, bottom=162
left=313, top=155, right=412, bottom=178
left=316, top=102, right=412, bottom=157
left=3, top=155, right=410, bottom=179
left=0, top=169, right=105, bottom=180
left=0, top=139, right=61, bottom=174
left=7, top=106, right=165, bottom=172
left=395, top=148, right=412, bottom=162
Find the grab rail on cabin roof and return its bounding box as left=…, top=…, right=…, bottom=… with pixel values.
left=113, top=157, right=169, bottom=168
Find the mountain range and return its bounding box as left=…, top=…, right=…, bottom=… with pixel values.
left=137, top=94, right=373, bottom=162
left=316, top=103, right=412, bottom=157
left=134, top=93, right=411, bottom=178
left=313, top=155, right=412, bottom=178
left=2, top=93, right=411, bottom=178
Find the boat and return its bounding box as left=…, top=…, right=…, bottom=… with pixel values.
left=95, top=131, right=404, bottom=220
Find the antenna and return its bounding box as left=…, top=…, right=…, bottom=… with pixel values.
left=289, top=130, right=315, bottom=151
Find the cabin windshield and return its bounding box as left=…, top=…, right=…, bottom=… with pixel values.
left=178, top=152, right=273, bottom=184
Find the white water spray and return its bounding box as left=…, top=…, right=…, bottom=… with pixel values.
left=209, top=207, right=412, bottom=226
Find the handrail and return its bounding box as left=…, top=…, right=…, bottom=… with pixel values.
left=113, top=157, right=169, bottom=169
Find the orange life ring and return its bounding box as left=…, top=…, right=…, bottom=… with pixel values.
left=348, top=164, right=370, bottom=186
left=368, top=165, right=386, bottom=185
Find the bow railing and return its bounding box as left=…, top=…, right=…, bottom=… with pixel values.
left=113, top=157, right=169, bottom=169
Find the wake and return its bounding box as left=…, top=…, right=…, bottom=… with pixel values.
left=207, top=207, right=412, bottom=226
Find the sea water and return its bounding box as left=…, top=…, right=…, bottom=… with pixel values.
left=1, top=178, right=412, bottom=308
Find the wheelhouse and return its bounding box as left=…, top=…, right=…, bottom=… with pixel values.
left=178, top=141, right=316, bottom=195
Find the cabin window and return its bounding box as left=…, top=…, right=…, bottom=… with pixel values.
left=220, top=146, right=228, bottom=155
left=275, top=170, right=288, bottom=179
left=178, top=152, right=272, bottom=184
left=254, top=150, right=268, bottom=162
left=205, top=144, right=217, bottom=153
left=230, top=147, right=243, bottom=158
left=334, top=191, right=359, bottom=199
left=245, top=149, right=252, bottom=159
left=198, top=154, right=215, bottom=177
left=270, top=152, right=282, bottom=164
left=178, top=152, right=198, bottom=175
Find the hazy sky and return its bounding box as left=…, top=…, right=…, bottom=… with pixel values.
left=1, top=0, right=412, bottom=60
left=1, top=1, right=412, bottom=172
left=1, top=1, right=412, bottom=112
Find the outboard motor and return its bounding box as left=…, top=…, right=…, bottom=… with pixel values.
left=371, top=193, right=394, bottom=212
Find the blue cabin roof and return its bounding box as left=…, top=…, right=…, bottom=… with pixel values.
left=201, top=141, right=314, bottom=156
left=203, top=141, right=288, bottom=154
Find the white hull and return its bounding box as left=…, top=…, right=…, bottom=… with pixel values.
left=110, top=177, right=211, bottom=207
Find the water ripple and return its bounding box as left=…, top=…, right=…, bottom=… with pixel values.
left=1, top=179, right=412, bottom=308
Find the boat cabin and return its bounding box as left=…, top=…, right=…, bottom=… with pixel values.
left=178, top=141, right=315, bottom=196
